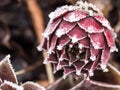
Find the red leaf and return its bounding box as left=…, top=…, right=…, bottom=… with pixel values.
left=57, top=35, right=70, bottom=50
left=78, top=37, right=90, bottom=48
left=49, top=35, right=57, bottom=53
left=104, top=28, right=114, bottom=48
left=56, top=20, right=76, bottom=37
left=85, top=48, right=90, bottom=63
left=68, top=26, right=87, bottom=43
left=78, top=17, right=103, bottom=33
left=89, top=33, right=105, bottom=49
left=101, top=45, right=110, bottom=65
left=90, top=46, right=100, bottom=61
left=94, top=15, right=111, bottom=30
left=73, top=61, right=85, bottom=75
left=63, top=9, right=86, bottom=22
left=44, top=18, right=62, bottom=37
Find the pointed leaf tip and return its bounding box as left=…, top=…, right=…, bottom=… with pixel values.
left=1, top=80, right=23, bottom=90
left=0, top=55, right=17, bottom=84
left=22, top=82, right=45, bottom=90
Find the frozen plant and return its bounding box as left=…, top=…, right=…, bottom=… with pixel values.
left=38, top=1, right=117, bottom=79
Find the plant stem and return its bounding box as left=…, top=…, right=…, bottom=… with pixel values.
left=25, top=0, right=54, bottom=84
left=16, top=61, right=42, bottom=76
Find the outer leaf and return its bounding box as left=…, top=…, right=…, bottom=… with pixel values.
left=78, top=17, right=103, bottom=33
left=63, top=9, right=86, bottom=22
left=1, top=80, right=23, bottom=90
left=22, top=82, right=45, bottom=90
left=0, top=55, right=17, bottom=84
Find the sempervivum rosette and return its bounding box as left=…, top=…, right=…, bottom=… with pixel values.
left=38, top=1, right=117, bottom=79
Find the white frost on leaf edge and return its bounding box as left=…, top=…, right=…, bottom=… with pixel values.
left=57, top=45, right=63, bottom=50
left=37, top=45, right=42, bottom=51
left=100, top=64, right=109, bottom=72
left=0, top=55, right=18, bottom=84
left=88, top=70, right=94, bottom=77
left=110, top=46, right=118, bottom=53
left=55, top=29, right=65, bottom=38
left=1, top=80, right=23, bottom=90
left=48, top=1, right=103, bottom=21
left=90, top=56, right=96, bottom=61
left=71, top=35, right=80, bottom=43
left=22, top=82, right=46, bottom=90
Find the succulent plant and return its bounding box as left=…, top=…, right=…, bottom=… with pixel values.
left=38, top=1, right=117, bottom=79
left=0, top=55, right=45, bottom=90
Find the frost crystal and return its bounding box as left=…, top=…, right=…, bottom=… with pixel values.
left=2, top=80, right=24, bottom=90
left=110, top=46, right=118, bottom=52
left=88, top=10, right=93, bottom=16
left=56, top=29, right=65, bottom=37
left=88, top=70, right=94, bottom=77
left=78, top=44, right=83, bottom=49
left=90, top=56, right=96, bottom=61
left=71, top=35, right=79, bottom=43
left=57, top=45, right=63, bottom=50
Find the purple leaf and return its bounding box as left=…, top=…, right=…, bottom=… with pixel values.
left=38, top=37, right=48, bottom=51
left=78, top=37, right=90, bottom=48
left=68, top=26, right=87, bottom=43
left=55, top=20, right=76, bottom=38
left=57, top=35, right=70, bottom=50
left=0, top=55, right=17, bottom=84
left=94, top=15, right=111, bottom=30
left=49, top=35, right=57, bottom=52
left=59, top=60, right=69, bottom=67
left=84, top=48, right=90, bottom=63
left=44, top=53, right=58, bottom=64
left=63, top=9, right=86, bottom=22
left=90, top=46, right=100, bottom=61
left=89, top=54, right=101, bottom=77
left=22, top=82, right=45, bottom=90
left=44, top=18, right=62, bottom=37
left=69, top=54, right=77, bottom=64
left=101, top=45, right=110, bottom=66
left=104, top=28, right=114, bottom=48
left=89, top=33, right=105, bottom=49
left=73, top=61, right=85, bottom=75
left=78, top=17, right=103, bottom=33
left=61, top=49, right=69, bottom=60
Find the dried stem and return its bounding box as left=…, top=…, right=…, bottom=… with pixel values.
left=16, top=60, right=42, bottom=76
left=25, top=0, right=54, bottom=83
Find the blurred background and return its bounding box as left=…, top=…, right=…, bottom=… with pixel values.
left=0, top=0, right=120, bottom=87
